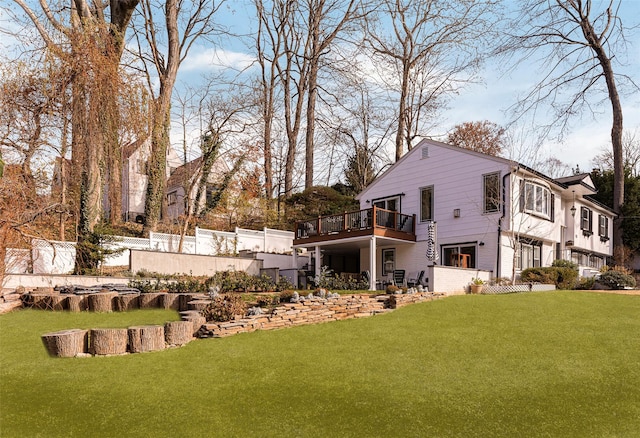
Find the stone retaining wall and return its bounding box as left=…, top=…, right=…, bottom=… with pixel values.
left=197, top=292, right=442, bottom=338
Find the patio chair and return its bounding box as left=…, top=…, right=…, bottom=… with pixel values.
left=407, top=270, right=425, bottom=288
left=393, top=269, right=406, bottom=287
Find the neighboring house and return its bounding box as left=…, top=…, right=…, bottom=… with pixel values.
left=292, top=139, right=615, bottom=290
left=121, top=138, right=183, bottom=223
left=165, top=156, right=231, bottom=219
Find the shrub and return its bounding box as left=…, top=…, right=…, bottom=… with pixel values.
left=574, top=276, right=596, bottom=290
left=274, top=277, right=294, bottom=292
left=279, top=290, right=295, bottom=303
left=166, top=278, right=208, bottom=294
left=201, top=295, right=248, bottom=322
left=386, top=284, right=400, bottom=294
left=520, top=267, right=578, bottom=290
left=256, top=295, right=280, bottom=308
left=552, top=259, right=578, bottom=270
left=128, top=278, right=163, bottom=293
left=597, top=270, right=636, bottom=290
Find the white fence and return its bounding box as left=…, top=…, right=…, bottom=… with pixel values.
left=5, top=227, right=294, bottom=275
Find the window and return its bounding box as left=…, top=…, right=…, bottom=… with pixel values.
left=373, top=196, right=400, bottom=212
left=581, top=207, right=593, bottom=236
left=516, top=240, right=542, bottom=270
left=382, top=249, right=395, bottom=275
left=206, top=185, right=219, bottom=206
left=167, top=191, right=177, bottom=206
left=483, top=172, right=500, bottom=213
left=521, top=181, right=551, bottom=218
left=420, top=186, right=433, bottom=222
left=598, top=214, right=609, bottom=241
left=442, top=244, right=476, bottom=269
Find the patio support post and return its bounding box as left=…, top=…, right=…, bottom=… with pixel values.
left=369, top=236, right=377, bottom=291
left=293, top=249, right=298, bottom=288
left=314, top=246, right=321, bottom=280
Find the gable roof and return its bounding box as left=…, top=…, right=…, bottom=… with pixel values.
left=554, top=173, right=597, bottom=195
left=355, top=138, right=613, bottom=214
left=167, top=157, right=203, bottom=189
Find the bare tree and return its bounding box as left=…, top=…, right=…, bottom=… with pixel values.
left=364, top=0, right=497, bottom=162
left=254, top=0, right=283, bottom=200
left=9, top=0, right=139, bottom=274
left=319, top=64, right=395, bottom=192
left=498, top=0, right=639, bottom=263
left=132, top=0, right=225, bottom=234
left=592, top=128, right=640, bottom=177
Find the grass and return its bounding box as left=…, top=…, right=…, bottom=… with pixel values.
left=1, top=292, right=639, bottom=437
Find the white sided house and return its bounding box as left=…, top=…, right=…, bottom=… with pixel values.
left=292, top=139, right=615, bottom=292
left=121, top=138, right=183, bottom=223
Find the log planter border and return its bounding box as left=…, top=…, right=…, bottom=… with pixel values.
left=42, top=320, right=196, bottom=358
left=40, top=292, right=445, bottom=358
left=23, top=291, right=208, bottom=313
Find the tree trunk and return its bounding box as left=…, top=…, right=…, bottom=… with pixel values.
left=42, top=329, right=88, bottom=357
left=164, top=321, right=194, bottom=346
left=90, top=328, right=128, bottom=355
left=128, top=325, right=165, bottom=353
left=578, top=12, right=625, bottom=264
left=87, top=292, right=117, bottom=312
left=114, top=293, right=140, bottom=311
left=395, top=62, right=411, bottom=162
left=138, top=292, right=164, bottom=308
left=305, top=63, right=319, bottom=189
left=143, top=104, right=170, bottom=233
left=67, top=294, right=88, bottom=312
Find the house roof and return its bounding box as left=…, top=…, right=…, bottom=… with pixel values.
left=356, top=138, right=615, bottom=214
left=554, top=173, right=597, bottom=195
left=167, top=157, right=203, bottom=189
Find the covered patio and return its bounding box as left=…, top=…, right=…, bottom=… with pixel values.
left=292, top=207, right=416, bottom=290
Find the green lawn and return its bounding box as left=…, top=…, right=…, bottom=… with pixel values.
left=1, top=292, right=639, bottom=437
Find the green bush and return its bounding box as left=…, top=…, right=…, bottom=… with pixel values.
left=166, top=278, right=208, bottom=294
left=574, top=276, right=596, bottom=290
left=128, top=278, right=163, bottom=293
left=552, top=259, right=578, bottom=270
left=520, top=267, right=578, bottom=289
left=201, top=294, right=248, bottom=322
left=597, top=270, right=636, bottom=290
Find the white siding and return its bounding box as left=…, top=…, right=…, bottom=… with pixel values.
left=359, top=140, right=510, bottom=274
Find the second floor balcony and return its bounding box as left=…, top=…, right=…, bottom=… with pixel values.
left=294, top=207, right=416, bottom=246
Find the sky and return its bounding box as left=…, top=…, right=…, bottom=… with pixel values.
left=177, top=0, right=640, bottom=176
left=1, top=0, right=639, bottom=179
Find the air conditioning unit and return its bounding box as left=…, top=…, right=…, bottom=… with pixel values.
left=565, top=240, right=574, bottom=247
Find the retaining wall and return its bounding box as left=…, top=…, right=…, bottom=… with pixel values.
left=198, top=292, right=442, bottom=338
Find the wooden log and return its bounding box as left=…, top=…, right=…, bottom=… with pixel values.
left=67, top=295, right=88, bottom=312
left=90, top=328, right=128, bottom=355
left=164, top=321, right=194, bottom=346
left=41, top=329, right=88, bottom=357
left=50, top=295, right=67, bottom=311
left=184, top=315, right=207, bottom=335
left=188, top=299, right=211, bottom=311
left=161, top=293, right=180, bottom=310
left=128, top=325, right=165, bottom=353
left=138, top=293, right=164, bottom=309
left=87, top=292, right=117, bottom=312
left=114, top=293, right=140, bottom=311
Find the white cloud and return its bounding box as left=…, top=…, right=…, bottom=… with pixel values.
left=181, top=47, right=255, bottom=73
